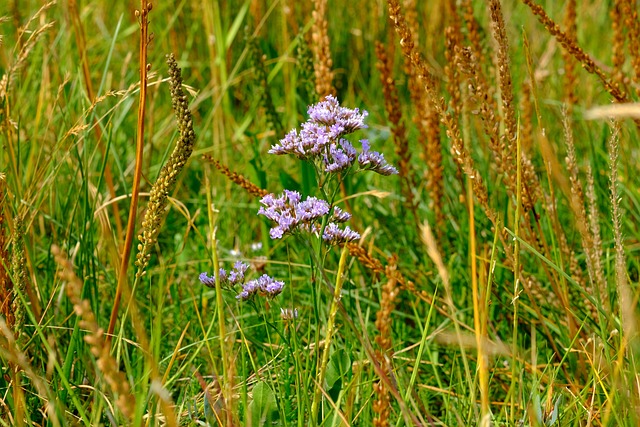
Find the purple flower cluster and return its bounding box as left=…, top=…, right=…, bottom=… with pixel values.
left=199, top=261, right=283, bottom=301
left=258, top=190, right=330, bottom=239
left=237, top=274, right=285, bottom=301
left=358, top=140, right=399, bottom=176
left=322, top=223, right=360, bottom=245
left=269, top=95, right=397, bottom=176
left=199, top=261, right=249, bottom=288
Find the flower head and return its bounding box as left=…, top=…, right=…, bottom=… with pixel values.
left=357, top=140, right=399, bottom=176
left=331, top=206, right=351, bottom=223
left=269, top=96, right=368, bottom=169
left=307, top=95, right=368, bottom=135
left=322, top=223, right=361, bottom=245
left=258, top=190, right=330, bottom=239
left=237, top=274, right=285, bottom=300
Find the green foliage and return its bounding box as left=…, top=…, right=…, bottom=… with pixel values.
left=0, top=0, right=639, bottom=426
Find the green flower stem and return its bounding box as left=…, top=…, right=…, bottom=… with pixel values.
left=205, top=178, right=231, bottom=417
left=310, top=243, right=349, bottom=424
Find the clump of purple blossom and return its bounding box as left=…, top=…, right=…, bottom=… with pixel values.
left=199, top=261, right=283, bottom=301
left=322, top=223, right=360, bottom=245
left=358, top=140, right=399, bottom=176
left=269, top=95, right=397, bottom=176
left=237, top=274, right=285, bottom=301
left=258, top=190, right=330, bottom=239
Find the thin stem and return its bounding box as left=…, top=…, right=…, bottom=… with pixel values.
left=205, top=175, right=233, bottom=426
left=107, top=1, right=150, bottom=343
left=310, top=244, right=349, bottom=424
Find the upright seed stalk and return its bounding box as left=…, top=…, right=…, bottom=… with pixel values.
left=107, top=1, right=151, bottom=341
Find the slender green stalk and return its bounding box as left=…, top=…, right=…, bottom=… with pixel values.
left=310, top=244, right=349, bottom=424
left=510, top=123, right=522, bottom=421
left=205, top=175, right=233, bottom=425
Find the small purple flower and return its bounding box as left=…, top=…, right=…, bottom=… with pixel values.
left=199, top=272, right=217, bottom=288
left=237, top=274, right=285, bottom=301
left=323, top=139, right=357, bottom=173
left=307, top=95, right=368, bottom=135
left=228, top=261, right=249, bottom=286
left=269, top=96, right=368, bottom=164
left=322, top=223, right=360, bottom=245
left=357, top=140, right=399, bottom=176
left=295, top=197, right=330, bottom=222
left=199, top=268, right=228, bottom=287
left=331, top=206, right=351, bottom=223
left=258, top=190, right=330, bottom=239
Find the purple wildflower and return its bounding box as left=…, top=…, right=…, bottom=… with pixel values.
left=322, top=223, right=361, bottom=245
left=258, top=190, right=330, bottom=239
left=323, top=139, right=357, bottom=173
left=307, top=95, right=368, bottom=135
left=228, top=261, right=249, bottom=286
left=269, top=96, right=368, bottom=163
left=331, top=206, right=351, bottom=223
left=237, top=274, right=285, bottom=301
left=357, top=140, right=399, bottom=176
left=199, top=272, right=217, bottom=288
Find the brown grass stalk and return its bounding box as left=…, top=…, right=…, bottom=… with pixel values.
left=311, top=0, right=335, bottom=98
left=107, top=1, right=152, bottom=340
left=387, top=0, right=499, bottom=227
left=620, top=0, right=640, bottom=96
left=52, top=245, right=136, bottom=420
left=375, top=41, right=415, bottom=216
left=562, top=0, right=578, bottom=112
left=372, top=260, right=400, bottom=427
left=521, top=0, right=629, bottom=103
left=202, top=155, right=268, bottom=198
left=611, top=0, right=626, bottom=88
left=488, top=0, right=540, bottom=213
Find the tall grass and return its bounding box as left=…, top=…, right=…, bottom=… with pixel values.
left=1, top=0, right=639, bottom=425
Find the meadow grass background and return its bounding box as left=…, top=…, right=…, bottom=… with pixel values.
left=1, top=0, right=640, bottom=425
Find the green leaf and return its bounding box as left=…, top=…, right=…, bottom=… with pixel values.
left=325, top=349, right=351, bottom=390
left=248, top=381, right=279, bottom=427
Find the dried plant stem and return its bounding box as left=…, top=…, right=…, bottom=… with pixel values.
left=311, top=244, right=349, bottom=425
left=52, top=245, right=136, bottom=420
left=521, top=0, right=629, bottom=103
left=0, top=318, right=61, bottom=427
left=107, top=1, right=151, bottom=341
left=375, top=41, right=415, bottom=218
left=387, top=0, right=498, bottom=226
left=311, top=0, right=335, bottom=98
left=608, top=121, right=635, bottom=354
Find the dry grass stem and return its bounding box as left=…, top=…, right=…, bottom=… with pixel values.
left=387, top=0, right=498, bottom=226
left=52, top=245, right=136, bottom=419
left=375, top=41, right=414, bottom=214
left=311, top=0, right=335, bottom=98
left=203, top=155, right=268, bottom=198
left=521, top=0, right=629, bottom=103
